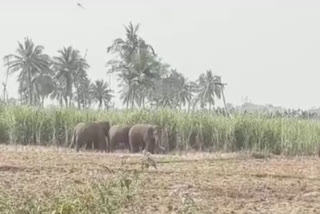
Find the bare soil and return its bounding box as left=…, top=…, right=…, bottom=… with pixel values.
left=0, top=145, right=320, bottom=213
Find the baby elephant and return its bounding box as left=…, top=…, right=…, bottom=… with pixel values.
left=129, top=124, right=164, bottom=154
left=108, top=125, right=132, bottom=152
left=71, top=121, right=110, bottom=152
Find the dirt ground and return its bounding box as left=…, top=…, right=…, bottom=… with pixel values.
left=0, top=145, right=320, bottom=214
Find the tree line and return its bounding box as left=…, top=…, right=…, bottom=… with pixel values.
left=2, top=22, right=228, bottom=113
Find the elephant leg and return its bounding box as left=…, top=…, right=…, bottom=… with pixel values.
left=92, top=140, right=99, bottom=151
left=76, top=142, right=80, bottom=152
left=130, top=141, right=140, bottom=153
left=76, top=139, right=84, bottom=152
left=107, top=135, right=111, bottom=152
left=141, top=141, right=146, bottom=151
left=77, top=140, right=91, bottom=151
left=95, top=137, right=107, bottom=152
left=91, top=141, right=96, bottom=150
left=109, top=138, right=115, bottom=152
left=101, top=138, right=107, bottom=152
left=145, top=139, right=156, bottom=154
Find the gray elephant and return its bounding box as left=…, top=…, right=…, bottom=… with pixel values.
left=71, top=121, right=110, bottom=152
left=128, top=124, right=165, bottom=154
left=108, top=125, right=132, bottom=152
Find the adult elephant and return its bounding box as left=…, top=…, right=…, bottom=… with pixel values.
left=128, top=124, right=165, bottom=154
left=71, top=121, right=110, bottom=152
left=109, top=125, right=132, bottom=152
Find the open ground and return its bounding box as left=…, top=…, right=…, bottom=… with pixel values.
left=0, top=145, right=320, bottom=213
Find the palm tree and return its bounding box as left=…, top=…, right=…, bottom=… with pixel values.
left=214, top=76, right=230, bottom=117
left=50, top=79, right=65, bottom=107
left=177, top=78, right=194, bottom=110
left=81, top=78, right=94, bottom=109
left=53, top=46, right=84, bottom=107
left=73, top=77, right=95, bottom=109
left=91, top=80, right=113, bottom=109
left=74, top=56, right=90, bottom=109
left=156, top=70, right=180, bottom=108
left=151, top=69, right=193, bottom=110
left=107, top=22, right=155, bottom=64
left=107, top=22, right=157, bottom=109
left=118, top=73, right=138, bottom=109
left=194, top=70, right=223, bottom=110
left=32, top=74, right=55, bottom=106
left=186, top=81, right=197, bottom=111
left=166, top=70, right=194, bottom=109
left=4, top=37, right=50, bottom=105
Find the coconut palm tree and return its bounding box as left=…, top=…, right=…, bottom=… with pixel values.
left=91, top=80, right=113, bottom=109
left=81, top=78, right=94, bottom=109
left=107, top=22, right=157, bottom=108
left=118, top=73, right=139, bottom=109
left=213, top=76, right=230, bottom=117
left=107, top=22, right=155, bottom=64
left=74, top=57, right=90, bottom=109
left=50, top=79, right=65, bottom=107
left=194, top=70, right=223, bottom=110
left=186, top=81, right=197, bottom=111
left=32, top=74, right=55, bottom=106
left=176, top=78, right=194, bottom=110
left=72, top=77, right=93, bottom=109
left=151, top=69, right=193, bottom=109
left=3, top=37, right=51, bottom=105
left=53, top=46, right=86, bottom=108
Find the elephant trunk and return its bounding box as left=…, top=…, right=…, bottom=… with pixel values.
left=158, top=144, right=166, bottom=153
left=155, top=135, right=165, bottom=154
left=69, top=131, right=76, bottom=149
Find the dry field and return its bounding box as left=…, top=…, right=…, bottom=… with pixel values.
left=0, top=146, right=320, bottom=214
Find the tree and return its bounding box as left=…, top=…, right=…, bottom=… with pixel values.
left=168, top=70, right=193, bottom=109
left=186, top=81, right=197, bottom=111
left=74, top=78, right=93, bottom=109
left=194, top=70, right=223, bottom=110
left=150, top=69, right=194, bottom=110
left=32, top=73, right=55, bottom=106
left=91, top=80, right=113, bottom=109
left=74, top=55, right=90, bottom=109
left=107, top=22, right=155, bottom=65
left=50, top=79, right=65, bottom=107
left=53, top=46, right=87, bottom=108
left=107, top=22, right=158, bottom=109
left=153, top=70, right=178, bottom=108
left=4, top=37, right=51, bottom=105
left=214, top=76, right=230, bottom=117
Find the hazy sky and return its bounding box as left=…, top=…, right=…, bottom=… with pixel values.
left=1, top=0, right=320, bottom=109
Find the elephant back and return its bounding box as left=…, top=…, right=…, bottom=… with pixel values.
left=129, top=124, right=156, bottom=145
left=73, top=122, right=89, bottom=135
left=109, top=125, right=131, bottom=141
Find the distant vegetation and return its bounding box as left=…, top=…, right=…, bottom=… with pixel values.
left=1, top=22, right=228, bottom=113
left=1, top=22, right=320, bottom=156
left=0, top=106, right=319, bottom=155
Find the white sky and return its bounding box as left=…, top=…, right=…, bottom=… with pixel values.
left=0, top=0, right=320, bottom=109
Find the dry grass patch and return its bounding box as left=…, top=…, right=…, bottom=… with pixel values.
left=0, top=145, right=320, bottom=213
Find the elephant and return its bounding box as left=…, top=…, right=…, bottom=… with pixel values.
left=108, top=125, right=132, bottom=152
left=128, top=124, right=165, bottom=154
left=71, top=121, right=110, bottom=152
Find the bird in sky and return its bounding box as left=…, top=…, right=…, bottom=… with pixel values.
left=77, top=2, right=85, bottom=9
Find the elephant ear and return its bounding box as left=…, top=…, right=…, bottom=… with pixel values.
left=98, top=121, right=110, bottom=135
left=147, top=126, right=154, bottom=137
left=152, top=125, right=161, bottom=136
